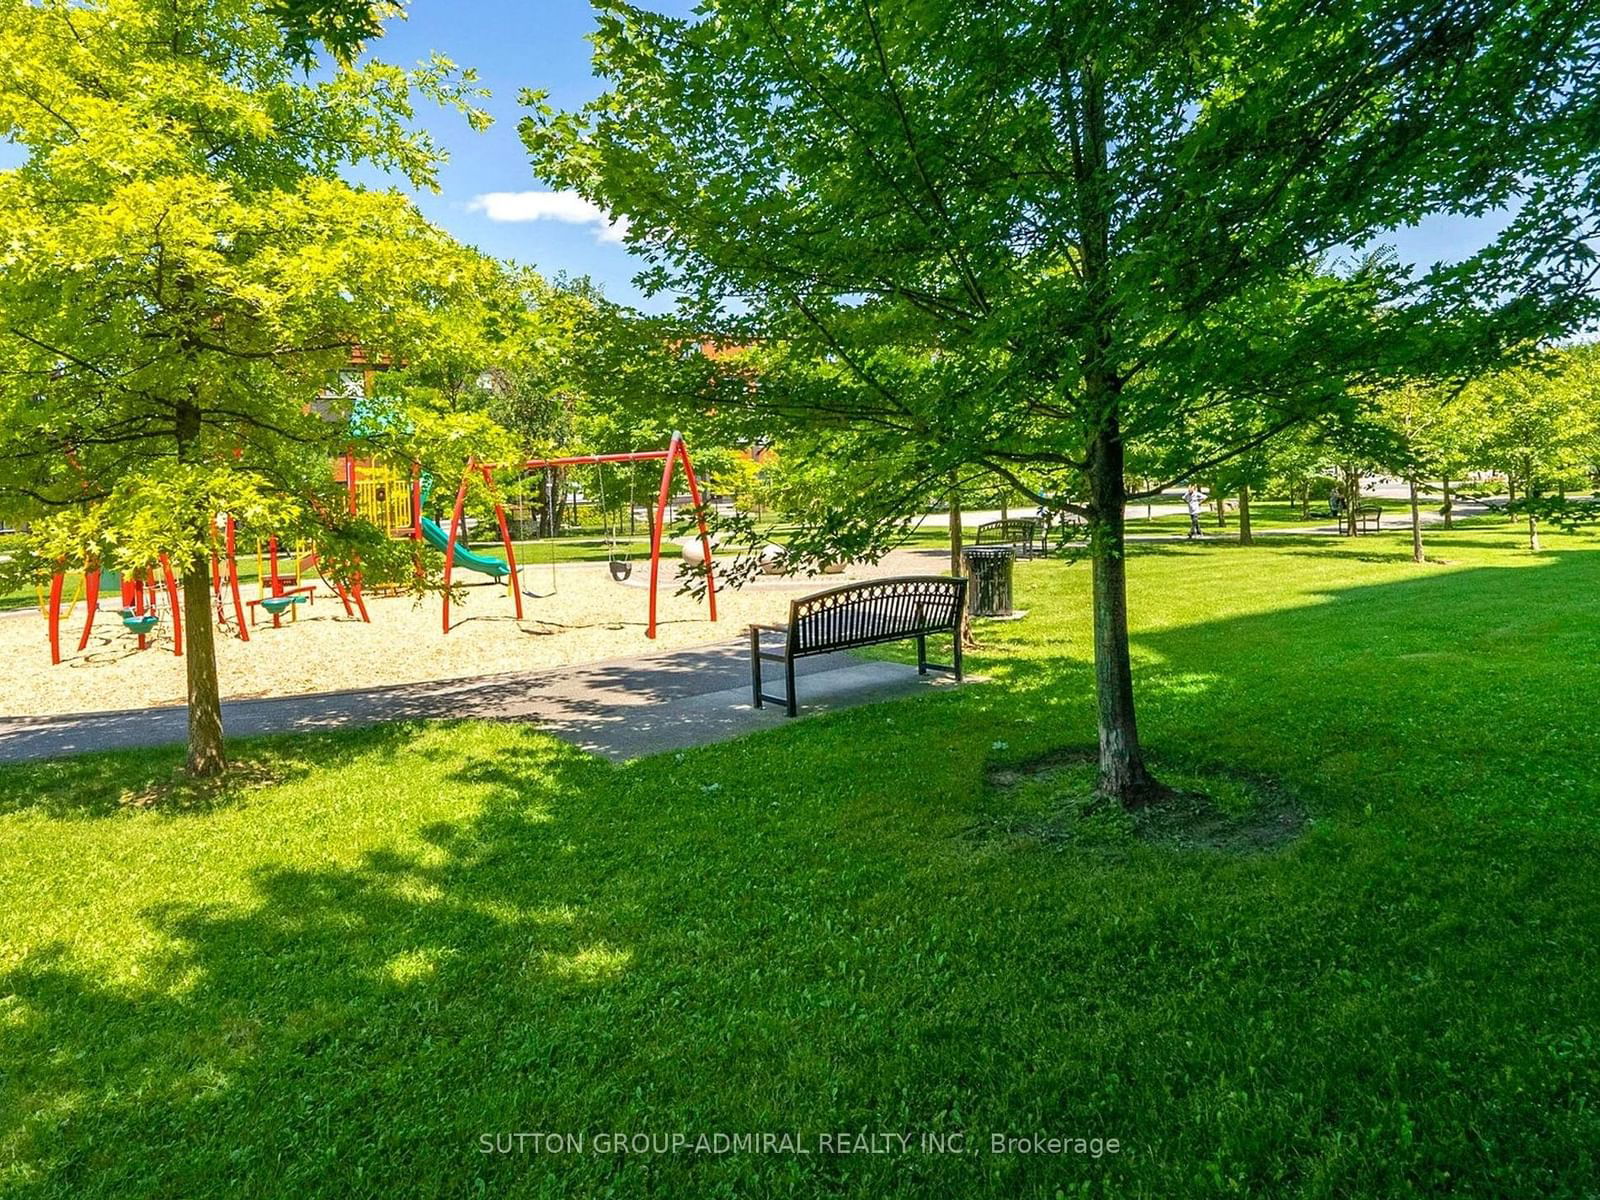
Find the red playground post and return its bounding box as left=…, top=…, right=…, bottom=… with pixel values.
left=159, top=554, right=183, bottom=656
left=481, top=462, right=523, bottom=622
left=498, top=432, right=717, bottom=640
left=46, top=568, right=64, bottom=665
left=79, top=564, right=101, bottom=652
left=440, top=456, right=524, bottom=634
left=651, top=431, right=717, bottom=637
left=225, top=516, right=250, bottom=642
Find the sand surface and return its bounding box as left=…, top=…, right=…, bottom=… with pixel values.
left=4, top=552, right=943, bottom=717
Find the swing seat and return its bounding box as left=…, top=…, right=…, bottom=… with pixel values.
left=260, top=596, right=296, bottom=616
left=121, top=613, right=159, bottom=635
left=609, top=559, right=633, bottom=582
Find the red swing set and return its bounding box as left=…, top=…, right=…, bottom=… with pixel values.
left=429, top=432, right=719, bottom=639
left=42, top=512, right=372, bottom=663
left=43, top=555, right=185, bottom=665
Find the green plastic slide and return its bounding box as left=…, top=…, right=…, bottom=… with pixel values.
left=415, top=474, right=509, bottom=581
left=418, top=515, right=509, bottom=581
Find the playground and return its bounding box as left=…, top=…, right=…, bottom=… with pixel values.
left=4, top=550, right=905, bottom=719
left=4, top=431, right=901, bottom=717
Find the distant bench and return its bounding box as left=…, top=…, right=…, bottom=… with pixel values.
left=749, top=576, right=967, bottom=717
left=1355, top=503, right=1383, bottom=533
left=975, top=515, right=1083, bottom=557
left=975, top=518, right=1040, bottom=558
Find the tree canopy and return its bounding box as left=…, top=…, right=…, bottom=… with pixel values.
left=0, top=0, right=501, bottom=773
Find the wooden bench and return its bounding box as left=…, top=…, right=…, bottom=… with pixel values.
left=975, top=518, right=1040, bottom=558
left=1355, top=504, right=1383, bottom=533
left=749, top=576, right=967, bottom=717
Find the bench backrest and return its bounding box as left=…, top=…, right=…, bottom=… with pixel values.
left=789, top=576, right=966, bottom=656
left=975, top=519, right=1037, bottom=549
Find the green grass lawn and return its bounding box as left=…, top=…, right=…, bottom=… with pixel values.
left=2, top=526, right=1598, bottom=1197
left=1122, top=497, right=1446, bottom=533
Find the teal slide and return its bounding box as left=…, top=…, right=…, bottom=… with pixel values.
left=416, top=475, right=509, bottom=581
left=418, top=515, right=510, bottom=581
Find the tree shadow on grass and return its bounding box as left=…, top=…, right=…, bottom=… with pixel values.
left=0, top=721, right=448, bottom=820
left=0, top=727, right=651, bottom=1196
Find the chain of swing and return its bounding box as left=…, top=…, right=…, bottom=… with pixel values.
left=518, top=461, right=640, bottom=596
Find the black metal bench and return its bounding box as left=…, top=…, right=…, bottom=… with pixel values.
left=749, top=576, right=967, bottom=716
left=1356, top=503, right=1383, bottom=533
left=975, top=518, right=1040, bottom=558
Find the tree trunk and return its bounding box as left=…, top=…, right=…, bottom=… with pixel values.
left=174, top=386, right=226, bottom=778
left=1238, top=483, right=1253, bottom=546
left=182, top=556, right=227, bottom=777
left=1408, top=477, right=1424, bottom=564
left=1075, top=64, right=1158, bottom=809
left=948, top=479, right=963, bottom=576
left=1088, top=421, right=1158, bottom=808
left=1528, top=512, right=1540, bottom=552
left=1213, top=492, right=1226, bottom=527
left=949, top=471, right=975, bottom=647
left=1442, top=478, right=1453, bottom=529
left=1343, top=465, right=1362, bottom=536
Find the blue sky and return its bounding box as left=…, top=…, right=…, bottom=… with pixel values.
left=0, top=1, right=1502, bottom=310
left=352, top=1, right=698, bottom=309
left=375, top=2, right=1501, bottom=312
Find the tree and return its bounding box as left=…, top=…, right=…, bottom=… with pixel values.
left=1215, top=453, right=1271, bottom=546
left=1264, top=429, right=1334, bottom=520
left=0, top=0, right=496, bottom=775
left=1475, top=347, right=1600, bottom=550
left=1372, top=384, right=1451, bottom=562
left=526, top=0, right=1600, bottom=805
left=271, top=0, right=403, bottom=66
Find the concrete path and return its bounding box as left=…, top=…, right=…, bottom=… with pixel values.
left=0, top=639, right=966, bottom=764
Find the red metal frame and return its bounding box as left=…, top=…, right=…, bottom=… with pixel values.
left=46, top=568, right=63, bottom=665
left=50, top=555, right=184, bottom=662
left=44, top=448, right=182, bottom=663
left=439, top=431, right=717, bottom=639
left=225, top=516, right=250, bottom=642
left=79, top=564, right=101, bottom=652
left=441, top=456, right=524, bottom=633
left=159, top=554, right=183, bottom=656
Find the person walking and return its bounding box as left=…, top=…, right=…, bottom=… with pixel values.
left=1184, top=484, right=1207, bottom=539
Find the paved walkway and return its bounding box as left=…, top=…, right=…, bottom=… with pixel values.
left=0, top=491, right=1488, bottom=764
left=0, top=639, right=967, bottom=763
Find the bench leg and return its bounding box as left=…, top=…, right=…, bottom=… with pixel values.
left=917, top=633, right=928, bottom=676
left=785, top=655, right=797, bottom=717
left=749, top=626, right=763, bottom=709
left=953, top=627, right=964, bottom=682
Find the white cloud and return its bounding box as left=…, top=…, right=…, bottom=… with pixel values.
left=467, top=190, right=630, bottom=244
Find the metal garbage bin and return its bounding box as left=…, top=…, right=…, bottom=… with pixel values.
left=961, top=545, right=1015, bottom=617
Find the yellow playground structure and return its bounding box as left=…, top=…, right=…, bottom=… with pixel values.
left=348, top=461, right=413, bottom=537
